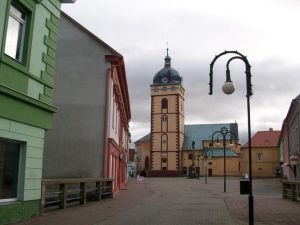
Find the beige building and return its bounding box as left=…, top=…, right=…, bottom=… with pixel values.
left=241, top=129, right=280, bottom=178
left=135, top=51, right=241, bottom=177
left=149, top=51, right=184, bottom=176
left=181, top=140, right=241, bottom=177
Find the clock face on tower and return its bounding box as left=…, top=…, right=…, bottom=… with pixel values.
left=161, top=77, right=168, bottom=84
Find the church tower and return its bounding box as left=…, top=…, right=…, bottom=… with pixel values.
left=149, top=50, right=185, bottom=176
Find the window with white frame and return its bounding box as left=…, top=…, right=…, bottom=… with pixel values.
left=256, top=153, right=263, bottom=161
left=0, top=139, right=21, bottom=202
left=4, top=3, right=27, bottom=62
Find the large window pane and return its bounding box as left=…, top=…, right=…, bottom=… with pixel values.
left=0, top=139, right=20, bottom=200
left=4, top=4, right=26, bottom=62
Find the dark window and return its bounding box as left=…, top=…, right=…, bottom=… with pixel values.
left=161, top=98, right=168, bottom=109
left=208, top=162, right=212, bottom=165
left=162, top=159, right=167, bottom=163
left=0, top=139, right=20, bottom=200
left=188, top=153, right=193, bottom=160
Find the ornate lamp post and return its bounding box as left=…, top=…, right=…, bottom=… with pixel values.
left=196, top=151, right=201, bottom=179
left=209, top=50, right=254, bottom=225
left=211, top=127, right=237, bottom=193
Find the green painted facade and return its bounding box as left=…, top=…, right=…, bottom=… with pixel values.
left=0, top=0, right=66, bottom=224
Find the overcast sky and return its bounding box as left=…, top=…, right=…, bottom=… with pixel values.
left=62, top=0, right=300, bottom=144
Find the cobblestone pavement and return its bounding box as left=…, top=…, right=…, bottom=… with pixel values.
left=14, top=177, right=300, bottom=225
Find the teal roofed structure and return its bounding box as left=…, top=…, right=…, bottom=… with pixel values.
left=183, top=123, right=239, bottom=150
left=134, top=123, right=239, bottom=150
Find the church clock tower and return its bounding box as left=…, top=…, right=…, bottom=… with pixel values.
left=148, top=50, right=185, bottom=176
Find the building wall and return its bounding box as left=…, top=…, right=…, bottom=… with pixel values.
left=149, top=84, right=184, bottom=176
left=242, top=146, right=279, bottom=177
left=135, top=140, right=151, bottom=175
left=43, top=14, right=114, bottom=179
left=181, top=149, right=241, bottom=177
left=0, top=1, right=64, bottom=224
left=287, top=109, right=300, bottom=181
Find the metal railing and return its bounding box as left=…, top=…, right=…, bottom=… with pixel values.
left=282, top=180, right=300, bottom=201
left=41, top=178, right=114, bottom=213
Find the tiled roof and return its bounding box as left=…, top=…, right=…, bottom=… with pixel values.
left=243, top=130, right=280, bottom=148
left=194, top=148, right=239, bottom=157
left=183, top=123, right=239, bottom=149
left=134, top=133, right=151, bottom=144
left=134, top=123, right=239, bottom=149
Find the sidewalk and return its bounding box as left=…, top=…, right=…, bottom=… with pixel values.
left=14, top=178, right=154, bottom=225
left=13, top=177, right=300, bottom=225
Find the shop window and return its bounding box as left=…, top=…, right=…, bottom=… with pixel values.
left=4, top=3, right=27, bottom=62
left=0, top=139, right=21, bottom=201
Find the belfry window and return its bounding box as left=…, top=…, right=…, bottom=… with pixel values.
left=161, top=98, right=168, bottom=110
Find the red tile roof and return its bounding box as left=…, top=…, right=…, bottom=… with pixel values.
left=243, top=130, right=280, bottom=148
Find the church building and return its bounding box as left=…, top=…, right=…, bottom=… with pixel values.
left=135, top=51, right=241, bottom=177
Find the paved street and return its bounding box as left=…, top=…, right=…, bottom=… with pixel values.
left=15, top=177, right=300, bottom=225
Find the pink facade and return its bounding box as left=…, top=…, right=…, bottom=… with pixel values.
left=103, top=55, right=131, bottom=192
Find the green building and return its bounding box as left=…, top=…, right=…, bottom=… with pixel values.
left=0, top=0, right=75, bottom=224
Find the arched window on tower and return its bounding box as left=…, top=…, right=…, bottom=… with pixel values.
left=161, top=133, right=168, bottom=151
left=161, top=98, right=168, bottom=113
left=161, top=115, right=168, bottom=132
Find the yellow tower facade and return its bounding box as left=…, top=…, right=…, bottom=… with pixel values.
left=148, top=51, right=185, bottom=176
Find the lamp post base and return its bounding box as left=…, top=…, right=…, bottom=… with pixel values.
left=249, top=194, right=254, bottom=225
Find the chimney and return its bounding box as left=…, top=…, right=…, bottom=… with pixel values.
left=269, top=128, right=273, bottom=131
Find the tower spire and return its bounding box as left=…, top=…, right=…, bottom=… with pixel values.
left=164, top=48, right=171, bottom=67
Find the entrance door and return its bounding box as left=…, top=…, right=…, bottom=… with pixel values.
left=208, top=168, right=213, bottom=177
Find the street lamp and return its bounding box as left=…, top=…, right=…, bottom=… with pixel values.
left=209, top=50, right=254, bottom=225
left=202, top=148, right=213, bottom=184
left=211, top=127, right=237, bottom=193
left=195, top=151, right=201, bottom=179
left=188, top=140, right=196, bottom=178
